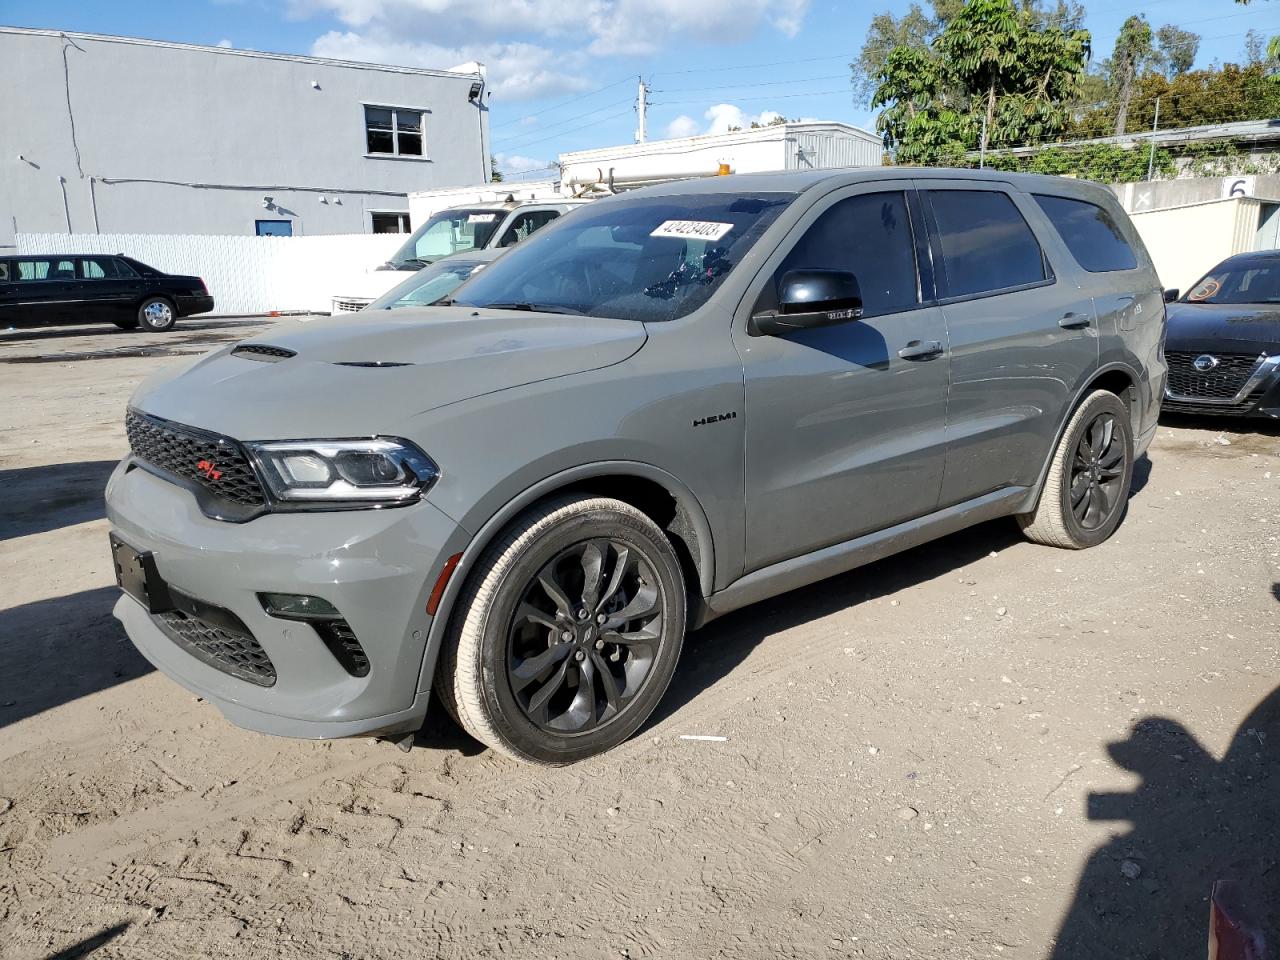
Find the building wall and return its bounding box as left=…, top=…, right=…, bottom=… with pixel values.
left=1110, top=175, right=1280, bottom=213
left=0, top=29, right=490, bottom=250
left=1129, top=198, right=1263, bottom=293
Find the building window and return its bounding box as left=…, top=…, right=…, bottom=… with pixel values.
left=371, top=212, right=412, bottom=234
left=365, top=105, right=424, bottom=157
left=256, top=220, right=294, bottom=237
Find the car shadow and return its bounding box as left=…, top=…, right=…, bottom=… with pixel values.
left=1129, top=452, right=1153, bottom=496
left=0, top=586, right=152, bottom=729
left=647, top=514, right=1025, bottom=731
left=41, top=923, right=132, bottom=960
left=1050, top=681, right=1280, bottom=957
left=1159, top=411, right=1280, bottom=437
left=0, top=460, right=117, bottom=542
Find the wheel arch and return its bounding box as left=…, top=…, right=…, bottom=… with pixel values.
left=1021, top=361, right=1142, bottom=514
left=415, top=461, right=716, bottom=695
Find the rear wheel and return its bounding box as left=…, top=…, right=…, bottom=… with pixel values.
left=137, top=297, right=176, bottom=332
left=435, top=495, right=686, bottom=764
left=1019, top=390, right=1133, bottom=549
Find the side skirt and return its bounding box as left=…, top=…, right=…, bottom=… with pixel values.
left=692, top=486, right=1029, bottom=628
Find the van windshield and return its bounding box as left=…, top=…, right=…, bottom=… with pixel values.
left=450, top=193, right=794, bottom=322
left=386, top=209, right=502, bottom=269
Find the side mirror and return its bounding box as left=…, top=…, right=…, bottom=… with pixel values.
left=749, top=269, right=864, bottom=337
left=1163, top=288, right=1180, bottom=304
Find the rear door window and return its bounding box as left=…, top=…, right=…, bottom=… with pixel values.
left=80, top=258, right=122, bottom=279
left=1033, top=194, right=1138, bottom=273
left=927, top=190, right=1047, bottom=299
left=0, top=261, right=8, bottom=282
left=772, top=191, right=920, bottom=318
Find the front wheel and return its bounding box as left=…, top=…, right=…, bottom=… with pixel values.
left=137, top=297, right=176, bottom=332
left=435, top=495, right=687, bottom=764
left=1019, top=390, right=1134, bottom=549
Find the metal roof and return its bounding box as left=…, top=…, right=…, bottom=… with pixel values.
left=994, top=118, right=1280, bottom=158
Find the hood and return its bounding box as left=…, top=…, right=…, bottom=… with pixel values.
left=1165, top=302, right=1280, bottom=353
left=130, top=308, right=647, bottom=440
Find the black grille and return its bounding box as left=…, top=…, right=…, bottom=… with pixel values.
left=315, top=620, right=371, bottom=677
left=126, top=410, right=264, bottom=506
left=232, top=344, right=296, bottom=361
left=155, top=609, right=277, bottom=686
left=1165, top=351, right=1260, bottom=401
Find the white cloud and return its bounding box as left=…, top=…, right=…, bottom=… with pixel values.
left=665, top=115, right=700, bottom=139
left=293, top=0, right=810, bottom=60
left=216, top=38, right=234, bottom=48
left=310, top=31, right=590, bottom=100
left=493, top=152, right=550, bottom=175
left=665, top=104, right=797, bottom=138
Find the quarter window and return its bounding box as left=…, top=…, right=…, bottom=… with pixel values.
left=80, top=258, right=126, bottom=279
left=928, top=190, right=1047, bottom=299
left=1033, top=194, right=1138, bottom=273
left=772, top=191, right=919, bottom=318
left=0, top=262, right=8, bottom=282
left=365, top=105, right=425, bottom=157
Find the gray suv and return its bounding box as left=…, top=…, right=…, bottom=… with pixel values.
left=106, top=169, right=1166, bottom=764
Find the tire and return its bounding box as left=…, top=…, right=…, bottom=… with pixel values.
left=435, top=495, right=687, bottom=764
left=113, top=319, right=140, bottom=331
left=137, top=297, right=176, bottom=332
left=1019, top=390, right=1134, bottom=549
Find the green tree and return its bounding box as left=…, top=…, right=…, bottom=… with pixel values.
left=871, top=0, right=1089, bottom=163
left=1110, top=15, right=1154, bottom=135
left=1155, top=25, right=1200, bottom=78
left=490, top=155, right=504, bottom=183
left=850, top=2, right=943, bottom=104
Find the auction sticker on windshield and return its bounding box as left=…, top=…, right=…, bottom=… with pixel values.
left=468, top=213, right=497, bottom=223
left=650, top=220, right=734, bottom=242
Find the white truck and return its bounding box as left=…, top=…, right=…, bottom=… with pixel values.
left=330, top=199, right=586, bottom=313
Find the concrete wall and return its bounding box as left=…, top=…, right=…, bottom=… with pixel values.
left=0, top=29, right=491, bottom=250
left=1111, top=175, right=1280, bottom=214
left=1129, top=199, right=1263, bottom=293
left=17, top=232, right=403, bottom=314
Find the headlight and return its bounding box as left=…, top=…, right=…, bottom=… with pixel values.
left=246, top=438, right=438, bottom=508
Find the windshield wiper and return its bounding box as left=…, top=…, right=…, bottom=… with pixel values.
left=480, top=301, right=584, bottom=316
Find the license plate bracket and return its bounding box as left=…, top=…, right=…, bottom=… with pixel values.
left=110, top=533, right=174, bottom=614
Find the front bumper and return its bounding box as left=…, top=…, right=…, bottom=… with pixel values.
left=176, top=294, right=215, bottom=317
left=106, top=459, right=469, bottom=739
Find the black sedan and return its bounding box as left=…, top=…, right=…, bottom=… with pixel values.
left=0, top=254, right=213, bottom=332
left=1163, top=250, right=1280, bottom=419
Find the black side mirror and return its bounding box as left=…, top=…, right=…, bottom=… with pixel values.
left=750, top=269, right=864, bottom=337
left=1163, top=288, right=1180, bottom=304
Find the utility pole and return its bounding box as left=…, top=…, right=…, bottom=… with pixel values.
left=1146, top=96, right=1161, bottom=181
left=979, top=115, right=988, bottom=169
left=636, top=77, right=648, bottom=143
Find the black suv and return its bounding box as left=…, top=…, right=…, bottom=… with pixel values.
left=0, top=254, right=213, bottom=332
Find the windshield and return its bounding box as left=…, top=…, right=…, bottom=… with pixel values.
left=367, top=259, right=489, bottom=310
left=450, top=192, right=795, bottom=322
left=1185, top=261, right=1280, bottom=305
left=386, top=209, right=503, bottom=268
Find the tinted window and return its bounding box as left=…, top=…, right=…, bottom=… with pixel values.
left=17, top=259, right=76, bottom=281
left=774, top=191, right=919, bottom=318
left=0, top=262, right=8, bottom=282
left=1186, top=260, right=1280, bottom=304
left=498, top=210, right=561, bottom=247
left=453, top=193, right=794, bottom=323
left=81, top=258, right=125, bottom=279
left=1033, top=194, right=1138, bottom=273
left=113, top=258, right=138, bottom=277
left=929, top=190, right=1047, bottom=299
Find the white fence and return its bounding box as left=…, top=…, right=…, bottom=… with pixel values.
left=15, top=232, right=404, bottom=315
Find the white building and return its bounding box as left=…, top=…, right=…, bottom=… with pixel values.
left=0, top=27, right=492, bottom=250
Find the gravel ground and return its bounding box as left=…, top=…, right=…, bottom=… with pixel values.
left=1, top=318, right=1277, bottom=960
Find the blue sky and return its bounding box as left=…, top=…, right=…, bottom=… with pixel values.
left=5, top=0, right=1279, bottom=178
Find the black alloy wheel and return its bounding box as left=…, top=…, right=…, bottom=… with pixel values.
left=1068, top=412, right=1126, bottom=531
left=507, top=538, right=664, bottom=734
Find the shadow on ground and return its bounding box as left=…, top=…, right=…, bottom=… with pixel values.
left=0, top=317, right=265, bottom=347
left=0, top=586, right=152, bottom=729
left=1050, top=681, right=1280, bottom=958
left=42, top=923, right=132, bottom=960
left=0, top=460, right=117, bottom=541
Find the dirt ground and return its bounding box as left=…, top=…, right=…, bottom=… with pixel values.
left=1, top=318, right=1277, bottom=960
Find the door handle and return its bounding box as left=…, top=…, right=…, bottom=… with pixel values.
left=1059, top=312, right=1091, bottom=329
left=897, top=339, right=943, bottom=360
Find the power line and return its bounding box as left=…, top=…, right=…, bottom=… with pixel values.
left=490, top=106, right=638, bottom=152
left=658, top=73, right=850, bottom=95
left=492, top=96, right=635, bottom=147
left=489, top=75, right=634, bottom=131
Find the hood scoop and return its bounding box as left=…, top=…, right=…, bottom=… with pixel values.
left=232, top=344, right=297, bottom=362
